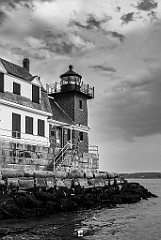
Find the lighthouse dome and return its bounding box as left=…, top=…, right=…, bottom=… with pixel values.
left=60, top=65, right=82, bottom=92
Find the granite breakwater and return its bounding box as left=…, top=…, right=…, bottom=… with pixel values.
left=0, top=177, right=157, bottom=220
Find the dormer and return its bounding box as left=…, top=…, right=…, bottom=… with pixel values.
left=31, top=76, right=42, bottom=104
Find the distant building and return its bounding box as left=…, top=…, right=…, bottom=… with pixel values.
left=0, top=58, right=99, bottom=175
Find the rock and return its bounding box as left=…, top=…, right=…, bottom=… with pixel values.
left=34, top=191, right=57, bottom=203
left=0, top=196, right=21, bottom=218
left=60, top=198, right=78, bottom=211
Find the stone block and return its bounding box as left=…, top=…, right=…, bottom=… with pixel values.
left=68, top=170, right=84, bottom=179
left=38, top=166, right=47, bottom=171
left=19, top=179, right=34, bottom=190
left=7, top=178, right=19, bottom=188
left=78, top=178, right=90, bottom=189
left=32, top=159, right=49, bottom=166
left=1, top=168, right=25, bottom=178
left=35, top=178, right=47, bottom=188
left=98, top=172, right=107, bottom=179
left=85, top=171, right=93, bottom=179
left=34, top=170, right=47, bottom=178
left=24, top=170, right=34, bottom=177
left=64, top=179, right=73, bottom=189
left=55, top=171, right=68, bottom=179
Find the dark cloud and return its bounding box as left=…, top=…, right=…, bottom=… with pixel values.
left=121, top=12, right=134, bottom=24
left=91, top=68, right=161, bottom=142
left=0, top=10, right=7, bottom=25
left=55, top=42, right=74, bottom=55
left=116, top=6, right=121, bottom=12
left=136, top=0, right=158, bottom=11
left=70, top=16, right=124, bottom=43
left=69, top=14, right=112, bottom=31
left=91, top=64, right=117, bottom=73
left=147, top=11, right=158, bottom=21
left=0, top=0, right=33, bottom=9
left=110, top=31, right=125, bottom=42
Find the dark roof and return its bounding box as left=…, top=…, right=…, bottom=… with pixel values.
left=49, top=98, right=74, bottom=125
left=60, top=65, right=82, bottom=79
left=0, top=58, right=32, bottom=81
left=0, top=88, right=52, bottom=114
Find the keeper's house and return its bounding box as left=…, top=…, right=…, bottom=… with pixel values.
left=0, top=58, right=99, bottom=176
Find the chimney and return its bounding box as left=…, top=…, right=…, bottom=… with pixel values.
left=23, top=58, right=30, bottom=72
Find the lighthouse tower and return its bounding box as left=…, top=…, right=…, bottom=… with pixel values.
left=47, top=65, right=94, bottom=153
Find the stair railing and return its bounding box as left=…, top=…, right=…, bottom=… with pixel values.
left=53, top=140, right=72, bottom=171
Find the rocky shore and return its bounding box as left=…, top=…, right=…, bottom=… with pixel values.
left=0, top=177, right=157, bottom=220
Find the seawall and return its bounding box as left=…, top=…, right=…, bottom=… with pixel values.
left=0, top=170, right=157, bottom=220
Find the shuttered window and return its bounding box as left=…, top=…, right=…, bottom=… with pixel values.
left=25, top=116, right=33, bottom=134
left=79, top=132, right=83, bottom=141
left=32, top=84, right=39, bottom=103
left=13, top=82, right=21, bottom=95
left=0, top=72, right=4, bottom=92
left=12, top=113, right=21, bottom=139
left=38, top=119, right=45, bottom=136
left=79, top=100, right=83, bottom=109
left=67, top=129, right=71, bottom=141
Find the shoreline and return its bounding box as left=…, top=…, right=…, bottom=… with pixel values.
left=0, top=178, right=157, bottom=222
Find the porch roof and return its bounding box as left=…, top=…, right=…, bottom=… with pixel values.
left=49, top=98, right=74, bottom=125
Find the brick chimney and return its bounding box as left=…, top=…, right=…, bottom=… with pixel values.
left=23, top=58, right=30, bottom=72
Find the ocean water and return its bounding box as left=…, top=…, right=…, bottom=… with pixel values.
left=0, top=179, right=161, bottom=240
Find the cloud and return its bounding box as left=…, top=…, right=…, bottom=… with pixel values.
left=0, top=0, right=33, bottom=9
left=136, top=0, right=158, bottom=11
left=0, top=10, right=7, bottom=25
left=110, top=31, right=125, bottom=42
left=70, top=14, right=112, bottom=31
left=121, top=12, right=134, bottom=24
left=116, top=6, right=121, bottom=12
left=91, top=64, right=117, bottom=73
left=91, top=67, right=161, bottom=142
left=147, top=11, right=158, bottom=21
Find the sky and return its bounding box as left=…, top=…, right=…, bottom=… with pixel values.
left=0, top=0, right=161, bottom=173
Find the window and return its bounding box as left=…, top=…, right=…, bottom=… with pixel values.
left=79, top=132, right=83, bottom=141
left=32, top=84, right=39, bottom=103
left=50, top=130, right=55, bottom=137
left=13, top=82, right=21, bottom=95
left=12, top=113, right=21, bottom=139
left=67, top=129, right=71, bottom=141
left=25, top=116, right=33, bottom=134
left=79, top=100, right=83, bottom=110
left=38, top=119, right=45, bottom=136
left=0, top=72, right=4, bottom=92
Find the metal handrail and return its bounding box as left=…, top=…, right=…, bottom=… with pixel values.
left=46, top=82, right=94, bottom=98
left=54, top=141, right=99, bottom=170
left=53, top=140, right=72, bottom=171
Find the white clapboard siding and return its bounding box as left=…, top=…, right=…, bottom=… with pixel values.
left=4, top=74, right=31, bottom=99
left=0, top=104, right=49, bottom=146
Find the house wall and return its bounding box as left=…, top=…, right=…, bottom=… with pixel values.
left=4, top=74, right=31, bottom=99
left=73, top=92, right=88, bottom=126
left=72, top=130, right=88, bottom=153
left=0, top=103, right=49, bottom=146
left=53, top=91, right=88, bottom=126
